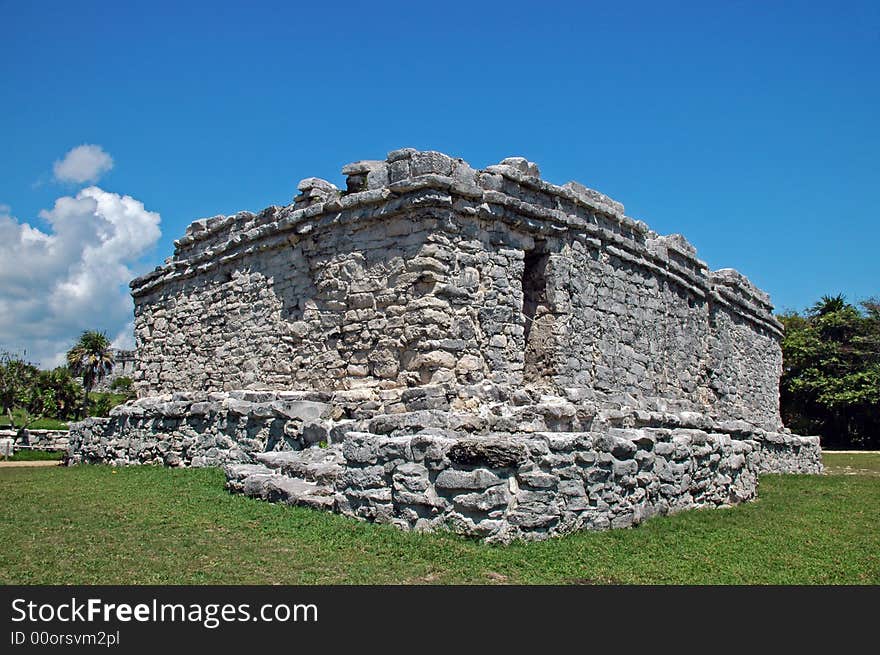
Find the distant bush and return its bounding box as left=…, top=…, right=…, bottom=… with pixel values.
left=110, top=376, right=134, bottom=395
left=88, top=393, right=123, bottom=418
left=779, top=295, right=879, bottom=449
left=1, top=352, right=83, bottom=428
left=34, top=367, right=82, bottom=420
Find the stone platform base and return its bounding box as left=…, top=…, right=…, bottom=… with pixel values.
left=67, top=389, right=822, bottom=542
left=226, top=429, right=760, bottom=543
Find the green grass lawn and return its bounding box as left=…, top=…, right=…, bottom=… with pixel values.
left=0, top=410, right=68, bottom=431
left=823, top=451, right=880, bottom=477
left=6, top=449, right=65, bottom=461
left=0, top=453, right=876, bottom=585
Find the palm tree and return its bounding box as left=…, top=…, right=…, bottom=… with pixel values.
left=810, top=294, right=848, bottom=317
left=66, top=331, right=114, bottom=419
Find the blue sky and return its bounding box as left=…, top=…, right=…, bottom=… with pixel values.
left=1, top=0, right=877, bottom=365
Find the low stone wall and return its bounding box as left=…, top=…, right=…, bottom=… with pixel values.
left=0, top=429, right=70, bottom=451
left=755, top=433, right=823, bottom=474
left=67, top=391, right=340, bottom=468
left=328, top=429, right=759, bottom=542
left=67, top=390, right=822, bottom=541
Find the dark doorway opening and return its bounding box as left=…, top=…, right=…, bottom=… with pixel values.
left=522, top=247, right=551, bottom=382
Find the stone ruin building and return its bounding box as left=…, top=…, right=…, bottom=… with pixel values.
left=68, top=148, right=822, bottom=542
left=93, top=349, right=136, bottom=392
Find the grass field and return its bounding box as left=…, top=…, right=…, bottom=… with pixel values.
left=822, top=452, right=880, bottom=477
left=0, top=453, right=876, bottom=585
left=6, top=449, right=65, bottom=462
left=0, top=410, right=68, bottom=431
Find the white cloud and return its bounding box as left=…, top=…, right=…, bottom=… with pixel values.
left=53, top=144, right=114, bottom=184
left=111, top=321, right=136, bottom=351
left=0, top=188, right=160, bottom=367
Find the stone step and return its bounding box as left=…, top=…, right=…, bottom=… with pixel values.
left=227, top=470, right=338, bottom=511
left=225, top=468, right=278, bottom=497
left=284, top=460, right=343, bottom=485
left=227, top=448, right=340, bottom=512
left=224, top=463, right=279, bottom=496
left=254, top=450, right=307, bottom=470
left=254, top=446, right=343, bottom=485
left=225, top=462, right=276, bottom=481
left=264, top=476, right=337, bottom=510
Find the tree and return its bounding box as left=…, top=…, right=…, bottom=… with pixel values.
left=779, top=295, right=880, bottom=449
left=34, top=367, right=83, bottom=420
left=66, top=331, right=114, bottom=419
left=0, top=352, right=82, bottom=432
left=810, top=293, right=847, bottom=316
left=0, top=351, right=40, bottom=431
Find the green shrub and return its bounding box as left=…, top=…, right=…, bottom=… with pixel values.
left=87, top=393, right=126, bottom=418
left=110, top=376, right=133, bottom=394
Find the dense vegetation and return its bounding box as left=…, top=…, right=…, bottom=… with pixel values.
left=0, top=353, right=82, bottom=430
left=779, top=295, right=879, bottom=449
left=0, top=330, right=131, bottom=431
left=0, top=454, right=876, bottom=584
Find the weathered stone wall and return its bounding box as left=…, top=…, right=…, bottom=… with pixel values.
left=69, top=390, right=359, bottom=468
left=134, top=212, right=443, bottom=393
left=548, top=239, right=710, bottom=408
left=68, top=391, right=822, bottom=472
left=129, top=149, right=784, bottom=434
left=755, top=433, right=825, bottom=474
left=330, top=428, right=760, bottom=541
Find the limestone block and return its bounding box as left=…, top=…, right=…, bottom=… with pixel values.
left=392, top=462, right=430, bottom=492
left=342, top=432, right=379, bottom=464
left=447, top=438, right=529, bottom=469
left=271, top=400, right=331, bottom=421
left=452, top=484, right=510, bottom=512
left=435, top=468, right=502, bottom=491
